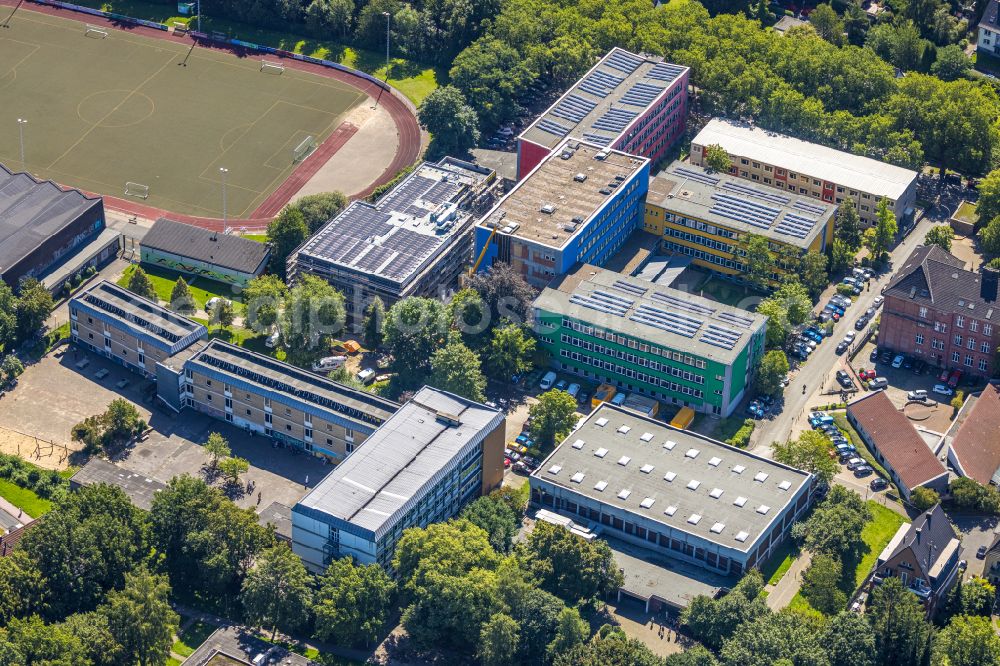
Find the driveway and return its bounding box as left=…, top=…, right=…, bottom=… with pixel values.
left=948, top=511, right=999, bottom=579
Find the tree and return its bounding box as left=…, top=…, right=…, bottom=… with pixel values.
left=0, top=283, right=17, bottom=350
left=382, top=296, right=448, bottom=382
left=450, top=288, right=489, bottom=342
left=800, top=251, right=829, bottom=298
left=499, top=579, right=566, bottom=665
left=241, top=544, right=313, bottom=639
left=485, top=322, right=535, bottom=381
left=546, top=606, right=589, bottom=660
left=924, top=225, right=954, bottom=252
left=773, top=430, right=839, bottom=485
left=794, top=485, right=870, bottom=560
left=704, top=143, right=731, bottom=173
left=822, top=611, right=876, bottom=666
left=204, top=432, right=230, bottom=470
left=461, top=494, right=520, bottom=553
left=932, top=615, right=1000, bottom=666
left=304, top=0, right=355, bottom=37
left=2, top=615, right=90, bottom=666
left=800, top=554, right=846, bottom=615
left=949, top=477, right=1000, bottom=513
left=831, top=239, right=856, bottom=272
left=170, top=278, right=194, bottom=312
left=950, top=390, right=965, bottom=412
left=104, top=398, right=144, bottom=441
left=950, top=577, right=996, bottom=617
left=0, top=551, right=44, bottom=625
left=911, top=486, right=940, bottom=510
left=218, top=456, right=249, bottom=486
left=402, top=567, right=503, bottom=651
left=60, top=611, right=124, bottom=666
left=266, top=206, right=309, bottom=278
left=125, top=267, right=156, bottom=301
left=864, top=199, right=898, bottom=261
left=976, top=169, right=1000, bottom=227
left=314, top=558, right=396, bottom=647
left=393, top=519, right=500, bottom=599
left=429, top=338, right=487, bottom=402
left=291, top=191, right=348, bottom=233
left=756, top=350, right=790, bottom=397
left=719, top=610, right=828, bottom=666
left=932, top=44, right=971, bottom=81
left=666, top=646, right=720, bottom=666
left=15, top=278, right=54, bottom=342
left=979, top=218, right=1000, bottom=256
left=418, top=85, right=481, bottom=158
left=242, top=275, right=287, bottom=333
left=100, top=567, right=178, bottom=666
left=469, top=261, right=536, bottom=326
left=867, top=577, right=932, bottom=666
left=772, top=280, right=812, bottom=326
left=479, top=612, right=519, bottom=666
left=523, top=521, right=623, bottom=603
left=280, top=275, right=346, bottom=366
left=738, top=233, right=773, bottom=288
left=212, top=299, right=235, bottom=329
left=1, top=354, right=24, bottom=383
left=682, top=572, right=768, bottom=651
left=837, top=199, right=863, bottom=250
left=528, top=389, right=579, bottom=448
left=554, top=630, right=664, bottom=666
left=362, top=296, right=385, bottom=349
left=810, top=3, right=844, bottom=46
left=756, top=299, right=791, bottom=349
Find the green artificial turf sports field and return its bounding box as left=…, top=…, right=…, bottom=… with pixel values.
left=0, top=8, right=366, bottom=217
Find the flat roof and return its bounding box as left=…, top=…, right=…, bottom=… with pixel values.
left=692, top=119, right=918, bottom=201
left=295, top=159, right=492, bottom=287
left=296, top=387, right=504, bottom=538
left=533, top=404, right=812, bottom=552
left=533, top=264, right=767, bottom=364
left=521, top=48, right=688, bottom=151
left=607, top=536, right=731, bottom=608
left=70, top=458, right=167, bottom=511
left=143, top=218, right=269, bottom=275
left=649, top=160, right=835, bottom=248
left=185, top=339, right=398, bottom=427
left=478, top=140, right=648, bottom=250
left=74, top=280, right=206, bottom=346
left=0, top=164, right=102, bottom=275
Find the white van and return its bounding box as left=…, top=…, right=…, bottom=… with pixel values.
left=357, top=368, right=376, bottom=385
left=265, top=331, right=280, bottom=348
left=311, top=356, right=346, bottom=372
left=539, top=371, right=557, bottom=390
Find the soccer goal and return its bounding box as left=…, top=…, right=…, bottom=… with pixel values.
left=172, top=21, right=189, bottom=36
left=124, top=182, right=149, bottom=199
left=292, top=136, right=317, bottom=163
left=84, top=24, right=109, bottom=39
left=260, top=60, right=285, bottom=75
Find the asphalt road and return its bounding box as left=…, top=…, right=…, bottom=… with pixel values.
left=751, top=212, right=945, bottom=456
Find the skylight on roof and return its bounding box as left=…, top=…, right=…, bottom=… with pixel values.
left=685, top=448, right=700, bottom=459
left=595, top=448, right=608, bottom=458
left=571, top=472, right=585, bottom=483
left=664, top=471, right=677, bottom=482
left=596, top=417, right=609, bottom=427
left=640, top=432, right=654, bottom=442
left=618, top=456, right=631, bottom=466
left=572, top=439, right=585, bottom=449
left=548, top=465, right=562, bottom=475
left=664, top=505, right=677, bottom=516
left=708, top=456, right=722, bottom=467
left=618, top=425, right=631, bottom=434
left=688, top=514, right=702, bottom=525
left=640, top=464, right=655, bottom=474
left=711, top=522, right=725, bottom=534
left=757, top=505, right=771, bottom=515
left=594, top=480, right=608, bottom=491
left=778, top=480, right=792, bottom=491
left=640, top=497, right=655, bottom=509
left=754, top=471, right=769, bottom=482
left=687, top=479, right=701, bottom=490
left=733, top=465, right=746, bottom=474
left=734, top=496, right=748, bottom=507
left=710, top=487, right=724, bottom=499
left=664, top=440, right=676, bottom=450
left=618, top=489, right=632, bottom=500
left=735, top=531, right=749, bottom=542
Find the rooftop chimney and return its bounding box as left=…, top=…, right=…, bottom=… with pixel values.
left=982, top=266, right=999, bottom=303
left=915, top=527, right=922, bottom=542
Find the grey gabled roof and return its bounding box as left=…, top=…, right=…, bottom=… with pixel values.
left=887, top=505, right=959, bottom=582
left=143, top=218, right=270, bottom=275
left=0, top=164, right=102, bottom=273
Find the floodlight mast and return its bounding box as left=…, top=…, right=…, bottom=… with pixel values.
left=16, top=118, right=26, bottom=171
left=220, top=167, right=229, bottom=233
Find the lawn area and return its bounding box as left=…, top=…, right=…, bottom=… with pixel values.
left=172, top=619, right=214, bottom=658
left=72, top=0, right=441, bottom=104
left=118, top=264, right=240, bottom=311
left=761, top=539, right=799, bottom=586
left=953, top=200, right=979, bottom=226
left=0, top=478, right=54, bottom=517
left=166, top=659, right=182, bottom=666
left=242, top=234, right=268, bottom=243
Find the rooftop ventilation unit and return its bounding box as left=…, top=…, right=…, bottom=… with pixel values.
left=435, top=411, right=461, bottom=427
left=574, top=173, right=588, bottom=182
left=540, top=204, right=556, bottom=214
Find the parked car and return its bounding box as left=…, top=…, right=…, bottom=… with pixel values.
left=798, top=337, right=818, bottom=351
left=891, top=354, right=905, bottom=369
left=869, top=377, right=889, bottom=389
left=903, top=356, right=913, bottom=370
left=555, top=379, right=568, bottom=391
left=879, top=350, right=893, bottom=364
left=907, top=390, right=928, bottom=402
left=818, top=311, right=833, bottom=324
left=873, top=296, right=884, bottom=308
left=939, top=367, right=951, bottom=383
left=265, top=331, right=280, bottom=348
left=825, top=303, right=846, bottom=316
left=846, top=457, right=864, bottom=469
left=855, top=317, right=869, bottom=331
left=932, top=384, right=954, bottom=396
left=802, top=329, right=823, bottom=343
left=612, top=392, right=628, bottom=406
left=977, top=545, right=988, bottom=559
left=854, top=465, right=873, bottom=477
left=865, top=307, right=876, bottom=319
left=539, top=371, right=557, bottom=390
left=311, top=356, right=346, bottom=372
left=947, top=369, right=962, bottom=389
left=831, top=295, right=853, bottom=307
left=859, top=368, right=877, bottom=381
left=842, top=277, right=860, bottom=287
left=870, top=478, right=888, bottom=491
left=836, top=340, right=849, bottom=354
left=567, top=383, right=581, bottom=398
left=836, top=370, right=854, bottom=389
left=357, top=368, right=376, bottom=384
left=747, top=400, right=765, bottom=418
left=870, top=349, right=879, bottom=362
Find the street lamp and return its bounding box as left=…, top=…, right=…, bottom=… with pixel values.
left=16, top=118, right=26, bottom=171
left=219, top=167, right=229, bottom=233
left=372, top=12, right=391, bottom=110
left=196, top=0, right=201, bottom=33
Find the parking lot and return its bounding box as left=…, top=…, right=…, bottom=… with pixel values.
left=950, top=512, right=999, bottom=579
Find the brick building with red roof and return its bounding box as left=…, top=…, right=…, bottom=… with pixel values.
left=946, top=384, right=1000, bottom=486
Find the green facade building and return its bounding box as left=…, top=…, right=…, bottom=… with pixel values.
left=533, top=265, right=767, bottom=417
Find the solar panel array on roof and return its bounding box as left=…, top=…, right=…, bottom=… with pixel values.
left=792, top=200, right=828, bottom=216
left=579, top=70, right=624, bottom=98
left=570, top=294, right=630, bottom=317
left=621, top=82, right=664, bottom=107
left=537, top=118, right=572, bottom=137
left=552, top=94, right=597, bottom=124
left=716, top=311, right=756, bottom=329
left=722, top=180, right=790, bottom=206
left=302, top=206, right=393, bottom=263
left=630, top=303, right=704, bottom=338
left=605, top=49, right=644, bottom=74
left=581, top=133, right=613, bottom=146
left=671, top=166, right=720, bottom=186
left=647, top=62, right=686, bottom=83
left=593, top=108, right=638, bottom=133
left=375, top=175, right=436, bottom=212
left=650, top=291, right=717, bottom=317
left=612, top=280, right=649, bottom=297
left=709, top=193, right=780, bottom=230
left=773, top=213, right=818, bottom=239
left=700, top=323, right=742, bottom=350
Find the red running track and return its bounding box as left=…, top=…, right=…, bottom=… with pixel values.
left=0, top=0, right=422, bottom=232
